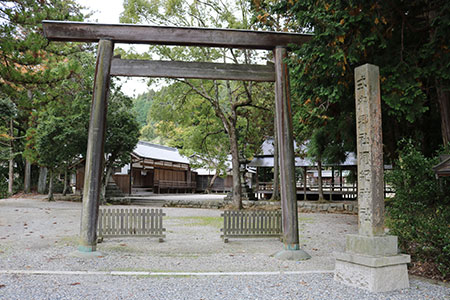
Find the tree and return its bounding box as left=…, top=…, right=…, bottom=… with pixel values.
left=121, top=0, right=273, bottom=209
left=0, top=0, right=86, bottom=194
left=101, top=88, right=140, bottom=201
left=0, top=95, right=17, bottom=197
left=149, top=83, right=231, bottom=193
left=132, top=90, right=156, bottom=129
left=386, top=141, right=450, bottom=279
left=251, top=0, right=450, bottom=161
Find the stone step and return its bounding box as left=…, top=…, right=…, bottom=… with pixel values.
left=106, top=183, right=124, bottom=198
left=129, top=198, right=166, bottom=207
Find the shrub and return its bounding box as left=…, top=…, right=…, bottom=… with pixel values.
left=386, top=141, right=450, bottom=280
left=0, top=178, right=8, bottom=199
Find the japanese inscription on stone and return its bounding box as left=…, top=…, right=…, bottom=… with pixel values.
left=355, top=64, right=385, bottom=236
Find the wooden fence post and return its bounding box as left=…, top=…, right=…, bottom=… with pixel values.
left=79, top=39, right=114, bottom=253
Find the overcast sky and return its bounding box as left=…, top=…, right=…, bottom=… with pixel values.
left=75, top=0, right=150, bottom=97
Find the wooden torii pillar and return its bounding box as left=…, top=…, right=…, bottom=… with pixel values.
left=79, top=39, right=114, bottom=252
left=42, top=21, right=311, bottom=258
left=273, top=47, right=310, bottom=260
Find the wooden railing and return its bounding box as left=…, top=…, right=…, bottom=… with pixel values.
left=220, top=210, right=282, bottom=243
left=257, top=182, right=357, bottom=192
left=154, top=180, right=196, bottom=193
left=97, top=208, right=166, bottom=242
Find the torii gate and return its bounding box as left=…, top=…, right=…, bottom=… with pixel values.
left=43, top=21, right=312, bottom=259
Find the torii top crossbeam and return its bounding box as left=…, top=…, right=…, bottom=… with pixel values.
left=42, top=20, right=312, bottom=49
left=42, top=20, right=311, bottom=259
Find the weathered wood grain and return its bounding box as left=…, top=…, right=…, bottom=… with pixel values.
left=274, top=47, right=300, bottom=250
left=110, top=59, right=275, bottom=82
left=220, top=210, right=282, bottom=242
left=42, top=20, right=312, bottom=50
left=98, top=208, right=166, bottom=241
left=79, top=39, right=113, bottom=252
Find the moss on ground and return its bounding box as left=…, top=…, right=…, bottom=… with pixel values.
left=166, top=216, right=222, bottom=228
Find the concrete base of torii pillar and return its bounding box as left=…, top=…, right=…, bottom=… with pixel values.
left=334, top=234, right=410, bottom=292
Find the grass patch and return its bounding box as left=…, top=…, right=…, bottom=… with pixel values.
left=298, top=216, right=314, bottom=224
left=0, top=243, right=11, bottom=256
left=58, top=235, right=79, bottom=246
left=102, top=244, right=144, bottom=254
left=157, top=252, right=201, bottom=259
left=167, top=216, right=222, bottom=228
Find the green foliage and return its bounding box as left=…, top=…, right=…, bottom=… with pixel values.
left=131, top=90, right=155, bottom=129
left=122, top=0, right=274, bottom=180
left=0, top=0, right=87, bottom=193
left=0, top=96, right=16, bottom=162
left=0, top=180, right=7, bottom=199
left=386, top=141, right=450, bottom=279
left=149, top=82, right=231, bottom=174
left=26, top=51, right=95, bottom=171
left=251, top=0, right=450, bottom=161
left=105, top=88, right=141, bottom=170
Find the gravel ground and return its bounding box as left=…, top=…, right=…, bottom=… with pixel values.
left=0, top=273, right=448, bottom=300
left=0, top=196, right=448, bottom=299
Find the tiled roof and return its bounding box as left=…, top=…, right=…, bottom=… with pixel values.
left=133, top=141, right=190, bottom=164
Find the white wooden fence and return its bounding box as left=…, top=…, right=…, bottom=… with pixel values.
left=220, top=210, right=282, bottom=243
left=97, top=208, right=166, bottom=242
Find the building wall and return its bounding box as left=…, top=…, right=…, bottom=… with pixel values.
left=154, top=168, right=186, bottom=182
left=112, top=174, right=131, bottom=194
left=196, top=175, right=233, bottom=192
left=132, top=169, right=154, bottom=187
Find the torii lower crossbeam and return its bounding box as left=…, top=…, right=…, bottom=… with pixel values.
left=42, top=21, right=310, bottom=260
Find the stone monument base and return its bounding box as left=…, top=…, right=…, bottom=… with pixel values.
left=334, top=234, right=410, bottom=293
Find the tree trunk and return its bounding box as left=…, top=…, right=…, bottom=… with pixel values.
left=24, top=90, right=33, bottom=194
left=429, top=9, right=450, bottom=149
left=37, top=167, right=48, bottom=194
left=8, top=119, right=14, bottom=195
left=317, top=158, right=325, bottom=202
left=205, top=170, right=219, bottom=194
left=62, top=168, right=68, bottom=196
left=270, top=119, right=280, bottom=201
left=436, top=81, right=450, bottom=149
left=48, top=170, right=54, bottom=201
left=229, top=126, right=242, bottom=209
left=24, top=159, right=31, bottom=193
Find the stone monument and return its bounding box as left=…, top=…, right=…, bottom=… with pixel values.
left=334, top=64, right=410, bottom=292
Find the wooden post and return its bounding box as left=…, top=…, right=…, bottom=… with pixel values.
left=271, top=118, right=280, bottom=200
left=129, top=157, right=132, bottom=195
left=79, top=39, right=114, bottom=253
left=274, top=47, right=299, bottom=250
left=330, top=166, right=335, bottom=201
left=303, top=166, right=307, bottom=201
